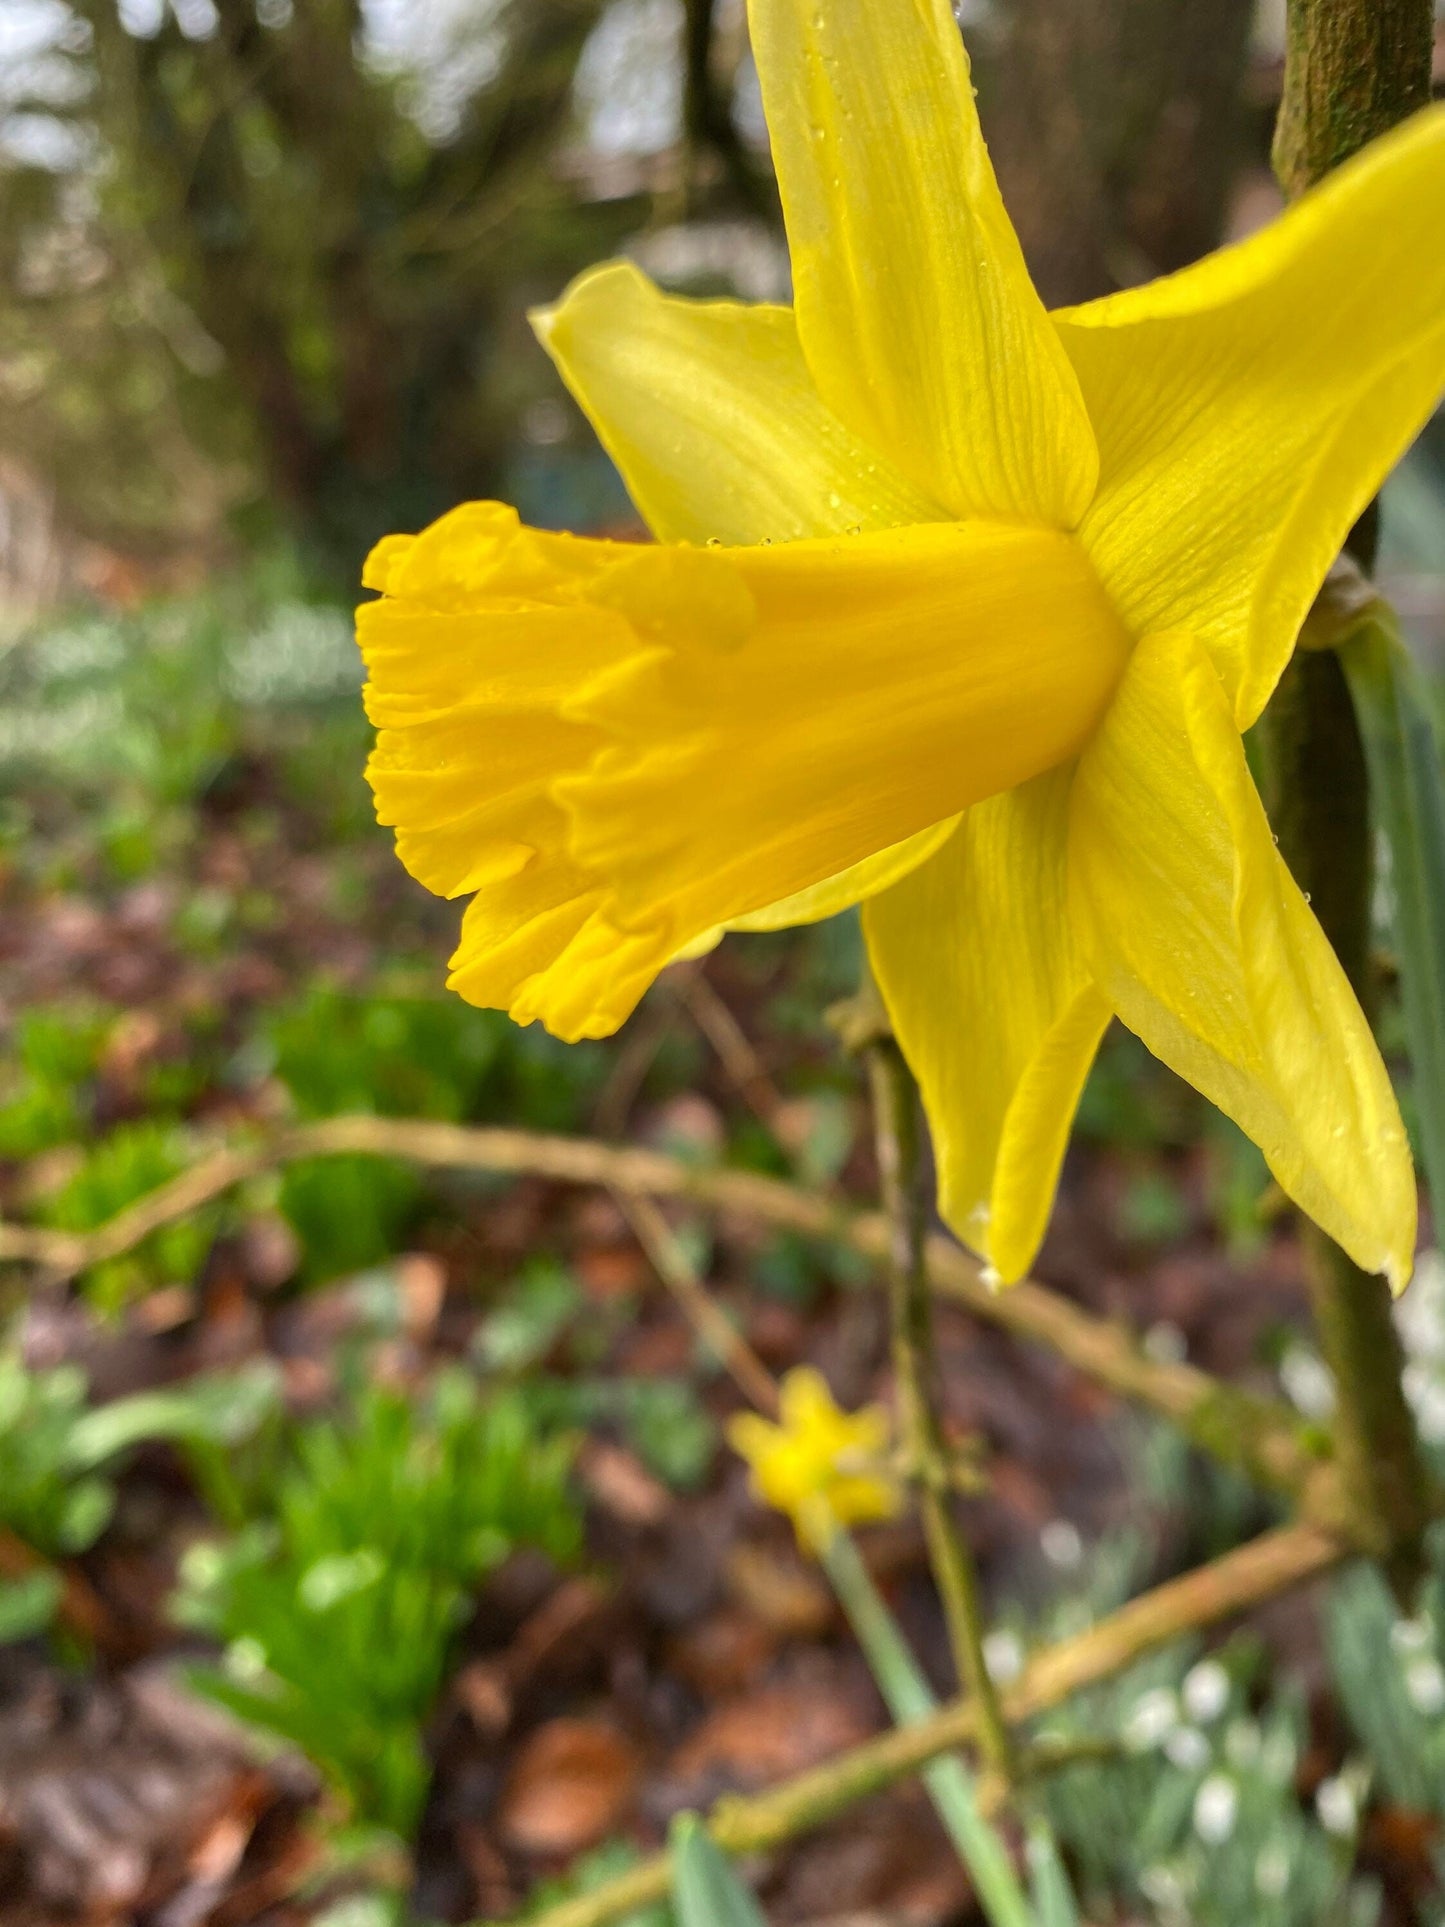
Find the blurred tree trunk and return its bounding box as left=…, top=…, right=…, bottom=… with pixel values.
left=981, top=0, right=1257, bottom=305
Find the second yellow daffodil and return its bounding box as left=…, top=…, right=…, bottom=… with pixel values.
left=728, top=1367, right=900, bottom=1554
left=359, top=0, right=1445, bottom=1294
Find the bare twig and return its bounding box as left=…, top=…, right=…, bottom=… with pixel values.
left=491, top=1520, right=1345, bottom=1927
left=675, top=970, right=789, bottom=1135
left=0, top=1114, right=1330, bottom=1511
left=612, top=1192, right=779, bottom=1416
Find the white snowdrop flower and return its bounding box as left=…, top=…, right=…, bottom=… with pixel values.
left=1404, top=1656, right=1445, bottom=1717
left=1164, top=1725, right=1211, bottom=1772
left=1040, top=1518, right=1083, bottom=1570
left=1389, top=1616, right=1434, bottom=1656
left=1124, top=1687, right=1180, bottom=1752
left=1255, top=1842, right=1291, bottom=1898
left=223, top=1635, right=268, bottom=1683
left=1193, top=1773, right=1239, bottom=1844
left=983, top=1628, right=1025, bottom=1685
left=1395, top=1248, right=1445, bottom=1358
left=1143, top=1321, right=1188, bottom=1365
left=1280, top=1344, right=1335, bottom=1419
left=178, top=1539, right=225, bottom=1592
left=1315, top=1775, right=1358, bottom=1837
left=1183, top=1660, right=1231, bottom=1725
left=1415, top=1381, right=1445, bottom=1445
left=1260, top=1728, right=1298, bottom=1784
left=1138, top=1863, right=1190, bottom=1920
left=1224, top=1718, right=1262, bottom=1769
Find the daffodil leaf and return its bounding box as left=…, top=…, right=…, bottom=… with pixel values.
left=668, top=1815, right=766, bottom=1927
left=1025, top=1820, right=1081, bottom=1927
left=820, top=1532, right=1039, bottom=1927
left=1340, top=605, right=1445, bottom=1221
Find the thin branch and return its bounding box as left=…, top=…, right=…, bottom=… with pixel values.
left=613, top=1192, right=779, bottom=1416
left=491, top=1520, right=1345, bottom=1927
left=0, top=1115, right=1330, bottom=1511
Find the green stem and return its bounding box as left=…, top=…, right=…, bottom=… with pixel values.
left=863, top=1021, right=1017, bottom=1781
left=1272, top=0, right=1433, bottom=194
left=821, top=1532, right=1034, bottom=1927
left=1264, top=0, right=1433, bottom=1594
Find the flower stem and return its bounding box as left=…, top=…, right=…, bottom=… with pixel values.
left=820, top=1531, right=1034, bottom=1927
left=1265, top=0, right=1434, bottom=1594
left=861, top=1005, right=1017, bottom=1782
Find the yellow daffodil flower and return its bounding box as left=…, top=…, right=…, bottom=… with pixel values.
left=359, top=0, right=1445, bottom=1294
left=728, top=1367, right=900, bottom=1553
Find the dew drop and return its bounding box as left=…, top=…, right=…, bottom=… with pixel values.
left=705, top=536, right=722, bottom=548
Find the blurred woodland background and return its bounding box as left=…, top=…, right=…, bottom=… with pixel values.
left=5, top=3, right=1445, bottom=1925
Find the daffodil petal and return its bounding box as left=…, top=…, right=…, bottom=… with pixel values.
left=535, top=261, right=956, bottom=930
left=749, top=0, right=1096, bottom=526
left=361, top=505, right=1131, bottom=1041
left=359, top=504, right=678, bottom=1041
left=865, top=776, right=1110, bottom=1283
left=533, top=260, right=941, bottom=545
left=1057, top=103, right=1445, bottom=727
left=1069, top=630, right=1416, bottom=1289
left=727, top=817, right=962, bottom=934
left=562, top=518, right=1131, bottom=951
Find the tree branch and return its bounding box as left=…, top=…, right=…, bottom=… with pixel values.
left=491, top=1521, right=1345, bottom=1927
left=0, top=1115, right=1330, bottom=1513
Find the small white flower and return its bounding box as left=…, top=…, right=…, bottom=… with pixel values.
left=1390, top=1616, right=1434, bottom=1656
left=298, top=1547, right=384, bottom=1612
left=1183, top=1660, right=1231, bottom=1725
left=1415, top=1382, right=1445, bottom=1445
left=1165, top=1725, right=1211, bottom=1772
left=1040, top=1518, right=1083, bottom=1570
left=1123, top=1686, right=1180, bottom=1752
left=1143, top=1321, right=1188, bottom=1365
left=1315, top=1774, right=1358, bottom=1837
left=1139, top=1864, right=1187, bottom=1908
left=1224, top=1718, right=1262, bottom=1769
left=1404, top=1656, right=1445, bottom=1717
left=1193, top=1773, right=1239, bottom=1844
left=223, top=1635, right=269, bottom=1683
left=983, top=1628, right=1025, bottom=1685
left=1260, top=1728, right=1297, bottom=1784
left=1254, top=1842, right=1291, bottom=1898
left=1280, top=1345, right=1335, bottom=1419
left=1394, top=1248, right=1445, bottom=1358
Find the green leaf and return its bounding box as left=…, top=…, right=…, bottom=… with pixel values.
left=63, top=1363, right=280, bottom=1474
left=0, top=1568, right=64, bottom=1644
left=669, top=1816, right=767, bottom=1927
left=1341, top=604, right=1445, bottom=1219
left=1025, top=1820, right=1079, bottom=1927
left=820, top=1532, right=1039, bottom=1927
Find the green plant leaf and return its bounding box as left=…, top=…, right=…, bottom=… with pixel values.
left=668, top=1816, right=767, bottom=1927
left=0, top=1568, right=64, bottom=1644
left=1025, top=1820, right=1079, bottom=1927
left=1341, top=603, right=1445, bottom=1220
left=820, top=1532, right=1039, bottom=1927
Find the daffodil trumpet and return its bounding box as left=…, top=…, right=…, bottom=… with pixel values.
left=359, top=0, right=1445, bottom=1296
